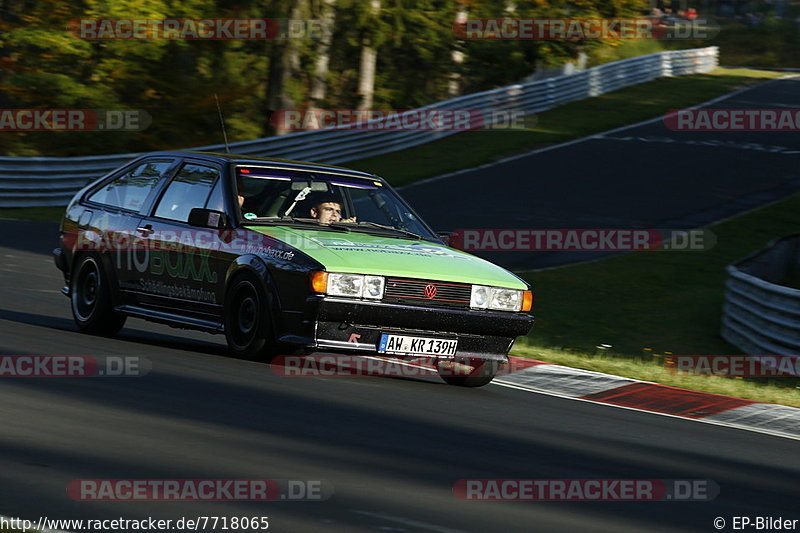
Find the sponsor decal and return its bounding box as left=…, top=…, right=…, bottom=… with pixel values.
left=309, top=238, right=467, bottom=259
left=71, top=229, right=296, bottom=288
left=139, top=279, right=216, bottom=304
left=243, top=246, right=295, bottom=261
left=148, top=249, right=217, bottom=284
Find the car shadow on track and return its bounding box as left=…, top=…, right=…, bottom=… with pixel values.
left=0, top=307, right=77, bottom=333
left=0, top=306, right=441, bottom=386
left=0, top=307, right=228, bottom=358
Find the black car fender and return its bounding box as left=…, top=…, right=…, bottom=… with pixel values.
left=225, top=254, right=281, bottom=311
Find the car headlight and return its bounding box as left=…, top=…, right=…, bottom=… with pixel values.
left=328, top=273, right=364, bottom=297
left=471, top=285, right=527, bottom=312
left=490, top=288, right=522, bottom=311
left=363, top=275, right=385, bottom=299
left=311, top=272, right=384, bottom=300
left=470, top=285, right=490, bottom=309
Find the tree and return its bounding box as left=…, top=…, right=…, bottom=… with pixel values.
left=356, top=0, right=380, bottom=110
left=265, top=0, right=304, bottom=135
left=449, top=1, right=468, bottom=96
left=309, top=0, right=337, bottom=108
left=0, top=0, right=652, bottom=156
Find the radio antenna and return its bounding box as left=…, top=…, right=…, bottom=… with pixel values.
left=214, top=93, right=230, bottom=154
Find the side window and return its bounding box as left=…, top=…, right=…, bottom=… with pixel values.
left=153, top=163, right=219, bottom=223
left=204, top=177, right=226, bottom=213
left=88, top=160, right=172, bottom=211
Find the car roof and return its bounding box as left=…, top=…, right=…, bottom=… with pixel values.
left=146, top=150, right=381, bottom=181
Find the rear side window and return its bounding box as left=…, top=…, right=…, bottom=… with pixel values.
left=88, top=160, right=172, bottom=211
left=153, top=163, right=220, bottom=223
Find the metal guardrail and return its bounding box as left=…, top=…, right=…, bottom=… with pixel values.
left=0, top=46, right=718, bottom=207
left=722, top=235, right=800, bottom=356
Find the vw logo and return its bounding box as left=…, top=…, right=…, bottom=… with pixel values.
left=423, top=284, right=437, bottom=299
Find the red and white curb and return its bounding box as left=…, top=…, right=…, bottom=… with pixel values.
left=495, top=357, right=800, bottom=441
left=280, top=354, right=800, bottom=440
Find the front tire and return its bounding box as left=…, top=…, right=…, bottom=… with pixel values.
left=224, top=272, right=277, bottom=361
left=437, top=358, right=500, bottom=387
left=70, top=255, right=126, bottom=335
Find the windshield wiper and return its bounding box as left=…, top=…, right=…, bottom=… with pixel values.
left=247, top=216, right=351, bottom=232
left=329, top=221, right=423, bottom=240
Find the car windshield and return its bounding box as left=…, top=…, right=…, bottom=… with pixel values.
left=235, top=166, right=438, bottom=241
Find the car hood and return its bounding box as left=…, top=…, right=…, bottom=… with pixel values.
left=246, top=226, right=527, bottom=289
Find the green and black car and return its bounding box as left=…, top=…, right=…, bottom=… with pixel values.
left=54, top=151, right=533, bottom=387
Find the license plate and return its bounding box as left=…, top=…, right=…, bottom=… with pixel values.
left=378, top=334, right=458, bottom=356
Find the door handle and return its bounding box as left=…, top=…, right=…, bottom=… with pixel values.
left=136, top=224, right=154, bottom=236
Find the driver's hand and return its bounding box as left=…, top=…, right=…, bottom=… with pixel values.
left=341, top=216, right=357, bottom=222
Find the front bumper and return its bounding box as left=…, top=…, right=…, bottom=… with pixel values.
left=53, top=247, right=66, bottom=273
left=310, top=297, right=534, bottom=361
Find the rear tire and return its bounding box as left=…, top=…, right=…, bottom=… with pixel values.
left=224, top=272, right=277, bottom=362
left=437, top=358, right=499, bottom=388
left=70, top=255, right=126, bottom=335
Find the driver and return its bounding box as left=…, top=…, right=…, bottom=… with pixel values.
left=310, top=198, right=356, bottom=224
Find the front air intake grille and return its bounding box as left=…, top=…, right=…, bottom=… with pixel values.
left=383, top=278, right=471, bottom=310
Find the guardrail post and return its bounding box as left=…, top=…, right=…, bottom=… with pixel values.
left=721, top=235, right=800, bottom=357
left=661, top=52, right=673, bottom=77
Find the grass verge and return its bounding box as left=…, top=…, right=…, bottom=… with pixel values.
left=515, top=194, right=800, bottom=357
left=507, top=194, right=800, bottom=407
left=509, top=343, right=800, bottom=408
left=348, top=68, right=786, bottom=186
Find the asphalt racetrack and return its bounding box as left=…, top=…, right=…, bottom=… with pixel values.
left=403, top=77, right=800, bottom=269
left=1, top=78, right=800, bottom=532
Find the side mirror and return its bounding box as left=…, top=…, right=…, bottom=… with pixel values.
left=188, top=208, right=228, bottom=229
